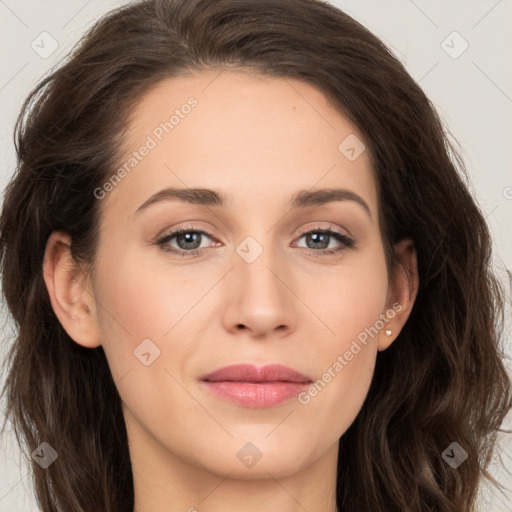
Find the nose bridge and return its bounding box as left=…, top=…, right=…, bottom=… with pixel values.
left=236, top=233, right=287, bottom=303
left=222, top=231, right=296, bottom=336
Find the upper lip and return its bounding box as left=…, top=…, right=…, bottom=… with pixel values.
left=200, top=364, right=313, bottom=383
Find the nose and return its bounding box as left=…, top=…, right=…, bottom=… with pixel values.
left=221, top=243, right=297, bottom=339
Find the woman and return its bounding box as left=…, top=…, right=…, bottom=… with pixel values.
left=1, top=0, right=510, bottom=511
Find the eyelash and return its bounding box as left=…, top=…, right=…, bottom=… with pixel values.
left=156, top=225, right=355, bottom=258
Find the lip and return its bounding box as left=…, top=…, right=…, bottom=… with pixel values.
left=199, top=364, right=313, bottom=408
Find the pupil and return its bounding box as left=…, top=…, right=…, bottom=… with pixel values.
left=178, top=232, right=201, bottom=249
left=308, top=233, right=328, bottom=249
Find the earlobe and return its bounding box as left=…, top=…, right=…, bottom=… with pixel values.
left=42, top=231, right=101, bottom=348
left=378, top=238, right=419, bottom=352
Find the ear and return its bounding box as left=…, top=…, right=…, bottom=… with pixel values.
left=42, top=231, right=101, bottom=348
left=378, top=238, right=419, bottom=352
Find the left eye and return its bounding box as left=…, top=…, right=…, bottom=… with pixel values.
left=157, top=228, right=214, bottom=254
left=156, top=227, right=354, bottom=256
left=294, top=229, right=354, bottom=253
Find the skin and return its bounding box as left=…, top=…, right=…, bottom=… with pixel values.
left=43, top=69, right=418, bottom=512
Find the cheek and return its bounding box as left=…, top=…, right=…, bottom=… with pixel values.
left=94, top=239, right=209, bottom=334
left=91, top=249, right=204, bottom=434
left=91, top=244, right=199, bottom=383
left=304, top=240, right=389, bottom=354
left=295, top=244, right=388, bottom=426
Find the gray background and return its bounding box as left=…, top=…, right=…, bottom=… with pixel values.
left=1, top=0, right=511, bottom=510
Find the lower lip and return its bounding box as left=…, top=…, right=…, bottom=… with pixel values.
left=200, top=381, right=310, bottom=408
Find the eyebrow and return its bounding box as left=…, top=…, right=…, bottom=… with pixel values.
left=135, top=187, right=372, bottom=219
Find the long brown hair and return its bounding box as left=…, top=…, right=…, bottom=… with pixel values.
left=1, top=1, right=511, bottom=510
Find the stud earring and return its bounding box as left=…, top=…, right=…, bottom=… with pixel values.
left=385, top=329, right=392, bottom=337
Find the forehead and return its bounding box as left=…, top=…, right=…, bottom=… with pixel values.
left=101, top=69, right=377, bottom=220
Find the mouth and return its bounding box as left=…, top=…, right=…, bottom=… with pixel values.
left=199, top=363, right=313, bottom=408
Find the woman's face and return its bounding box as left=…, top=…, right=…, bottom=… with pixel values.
left=47, top=69, right=416, bottom=481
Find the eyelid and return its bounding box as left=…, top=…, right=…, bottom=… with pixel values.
left=156, top=221, right=217, bottom=241
left=294, top=222, right=352, bottom=239
left=156, top=224, right=217, bottom=249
